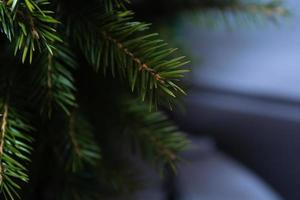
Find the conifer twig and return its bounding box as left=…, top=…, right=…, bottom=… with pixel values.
left=0, top=103, right=8, bottom=185
left=102, top=31, right=165, bottom=84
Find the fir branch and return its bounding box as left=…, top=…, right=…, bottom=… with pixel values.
left=0, top=102, right=33, bottom=200
left=68, top=10, right=189, bottom=108
left=0, top=64, right=34, bottom=200
left=60, top=112, right=101, bottom=172
left=101, top=30, right=165, bottom=84
left=0, top=103, right=8, bottom=184
left=0, top=2, right=14, bottom=41
left=34, top=43, right=77, bottom=116
left=0, top=0, right=62, bottom=63
left=122, top=99, right=188, bottom=171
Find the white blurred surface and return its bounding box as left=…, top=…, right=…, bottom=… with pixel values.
left=180, top=0, right=300, bottom=101
left=176, top=138, right=282, bottom=200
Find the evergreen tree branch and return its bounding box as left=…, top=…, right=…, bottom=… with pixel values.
left=58, top=112, right=101, bottom=172
left=101, top=30, right=165, bottom=84
left=67, top=9, right=189, bottom=108
left=0, top=2, right=14, bottom=41
left=122, top=99, right=188, bottom=171
left=0, top=0, right=62, bottom=63
left=0, top=63, right=34, bottom=200
left=0, top=103, right=8, bottom=182
left=0, top=101, right=33, bottom=200
left=33, top=43, right=77, bottom=116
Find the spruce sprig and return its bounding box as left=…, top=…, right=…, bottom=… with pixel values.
left=122, top=99, right=188, bottom=171
left=0, top=0, right=62, bottom=63
left=68, top=9, right=189, bottom=109
left=33, top=43, right=77, bottom=116
left=0, top=102, right=33, bottom=200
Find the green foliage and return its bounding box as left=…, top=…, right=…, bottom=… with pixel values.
left=0, top=61, right=33, bottom=200
left=68, top=8, right=189, bottom=109
left=33, top=43, right=77, bottom=116
left=122, top=99, right=188, bottom=171
left=60, top=112, right=101, bottom=172
left=0, top=2, right=14, bottom=41
left=0, top=0, right=61, bottom=63
left=0, top=102, right=33, bottom=200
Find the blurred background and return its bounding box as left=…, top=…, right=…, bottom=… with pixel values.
left=134, top=0, right=300, bottom=200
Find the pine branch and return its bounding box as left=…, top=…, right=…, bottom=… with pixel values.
left=0, top=0, right=62, bottom=63
left=0, top=2, right=14, bottom=41
left=0, top=103, right=8, bottom=183
left=68, top=9, right=189, bottom=108
left=0, top=61, right=34, bottom=200
left=122, top=99, right=188, bottom=171
left=0, top=101, right=33, bottom=200
left=61, top=112, right=101, bottom=172
left=33, top=43, right=77, bottom=116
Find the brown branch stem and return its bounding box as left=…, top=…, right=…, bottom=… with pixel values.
left=102, top=31, right=165, bottom=84
left=0, top=103, right=8, bottom=184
